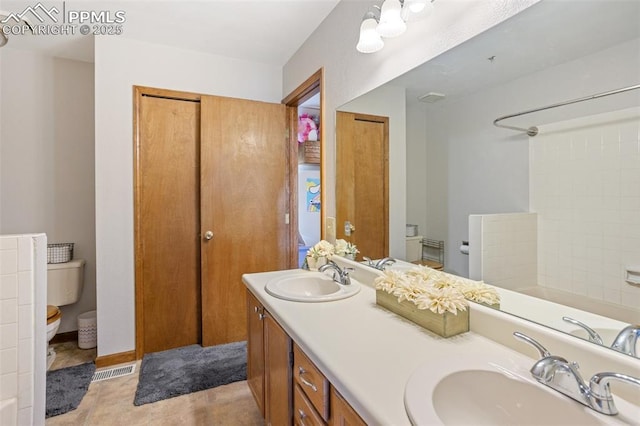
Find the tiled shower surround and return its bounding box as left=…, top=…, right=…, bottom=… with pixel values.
left=0, top=234, right=47, bottom=425
left=531, top=107, right=640, bottom=310
left=470, top=107, right=640, bottom=312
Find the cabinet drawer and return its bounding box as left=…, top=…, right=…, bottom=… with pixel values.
left=294, top=344, right=330, bottom=421
left=294, top=384, right=327, bottom=426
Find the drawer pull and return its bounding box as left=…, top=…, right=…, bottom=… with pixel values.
left=298, top=408, right=308, bottom=425
left=298, top=366, right=318, bottom=392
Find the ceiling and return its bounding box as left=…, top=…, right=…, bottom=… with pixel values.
left=0, top=0, right=341, bottom=65
left=392, top=0, right=640, bottom=106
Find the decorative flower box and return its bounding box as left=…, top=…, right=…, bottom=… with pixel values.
left=376, top=290, right=469, bottom=338
left=478, top=301, right=500, bottom=310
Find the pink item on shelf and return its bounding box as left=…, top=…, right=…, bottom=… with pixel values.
left=298, top=113, right=318, bottom=143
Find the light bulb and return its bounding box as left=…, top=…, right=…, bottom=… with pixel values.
left=376, top=0, right=406, bottom=38
left=357, top=17, right=384, bottom=53
left=408, top=0, right=428, bottom=13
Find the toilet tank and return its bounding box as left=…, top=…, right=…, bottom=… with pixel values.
left=47, top=259, right=86, bottom=306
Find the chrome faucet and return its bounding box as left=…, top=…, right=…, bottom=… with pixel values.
left=319, top=261, right=353, bottom=285
left=362, top=256, right=396, bottom=271
left=514, top=332, right=640, bottom=416
left=563, top=317, right=639, bottom=357
left=611, top=325, right=640, bottom=357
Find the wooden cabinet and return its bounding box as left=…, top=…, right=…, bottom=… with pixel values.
left=247, top=290, right=292, bottom=426
left=247, top=289, right=364, bottom=426
left=246, top=291, right=265, bottom=416
left=264, top=313, right=293, bottom=425
left=330, top=388, right=367, bottom=426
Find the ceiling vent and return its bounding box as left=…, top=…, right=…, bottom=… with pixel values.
left=418, top=92, right=446, bottom=103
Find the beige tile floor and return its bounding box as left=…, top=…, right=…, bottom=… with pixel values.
left=45, top=342, right=264, bottom=426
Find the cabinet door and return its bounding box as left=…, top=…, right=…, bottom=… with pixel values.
left=246, top=291, right=265, bottom=417
left=330, top=388, right=366, bottom=426
left=264, top=312, right=293, bottom=426
left=200, top=95, right=290, bottom=346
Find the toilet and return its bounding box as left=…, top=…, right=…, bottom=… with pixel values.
left=46, top=259, right=86, bottom=369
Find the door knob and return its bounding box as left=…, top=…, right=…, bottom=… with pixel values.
left=204, top=231, right=214, bottom=241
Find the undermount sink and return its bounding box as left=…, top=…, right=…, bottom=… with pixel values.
left=265, top=272, right=360, bottom=302
left=404, top=351, right=628, bottom=425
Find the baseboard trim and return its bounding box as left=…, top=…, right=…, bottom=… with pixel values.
left=95, top=350, right=137, bottom=368
left=50, top=330, right=78, bottom=344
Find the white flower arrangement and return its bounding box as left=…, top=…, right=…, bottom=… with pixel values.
left=374, top=265, right=500, bottom=315
left=306, top=240, right=335, bottom=259
left=456, top=279, right=501, bottom=306
left=334, top=239, right=359, bottom=257
left=306, top=239, right=359, bottom=259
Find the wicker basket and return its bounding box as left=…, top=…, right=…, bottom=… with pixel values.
left=304, top=141, right=320, bottom=164
left=47, top=243, right=74, bottom=264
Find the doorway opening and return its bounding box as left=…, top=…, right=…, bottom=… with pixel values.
left=282, top=69, right=324, bottom=268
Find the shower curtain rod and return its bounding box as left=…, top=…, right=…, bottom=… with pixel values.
left=493, top=83, right=640, bottom=137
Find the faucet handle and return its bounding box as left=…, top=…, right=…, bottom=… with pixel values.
left=562, top=316, right=604, bottom=345
left=513, top=332, right=551, bottom=358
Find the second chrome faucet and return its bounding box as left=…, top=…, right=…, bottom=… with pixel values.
left=319, top=261, right=353, bottom=285
left=513, top=331, right=640, bottom=416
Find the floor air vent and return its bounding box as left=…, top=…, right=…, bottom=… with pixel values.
left=91, top=364, right=136, bottom=382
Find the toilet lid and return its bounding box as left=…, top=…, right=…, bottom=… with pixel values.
left=47, top=305, right=60, bottom=320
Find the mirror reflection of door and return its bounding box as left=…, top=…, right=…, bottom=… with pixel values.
left=336, top=111, right=389, bottom=260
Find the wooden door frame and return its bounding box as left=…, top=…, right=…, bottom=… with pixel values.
left=133, top=86, right=202, bottom=359
left=282, top=69, right=324, bottom=268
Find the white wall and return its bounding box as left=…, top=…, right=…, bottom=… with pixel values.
left=0, top=49, right=96, bottom=333
left=283, top=0, right=539, bottom=253
left=94, top=36, right=283, bottom=356
left=338, top=84, right=407, bottom=258
left=406, top=102, right=428, bottom=240
left=421, top=38, right=640, bottom=278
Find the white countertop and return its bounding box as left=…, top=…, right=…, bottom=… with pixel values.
left=243, top=268, right=543, bottom=425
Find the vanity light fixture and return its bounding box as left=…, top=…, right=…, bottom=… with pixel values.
left=356, top=11, right=385, bottom=53
left=356, top=0, right=436, bottom=53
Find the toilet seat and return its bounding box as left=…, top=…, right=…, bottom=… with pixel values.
left=47, top=305, right=61, bottom=325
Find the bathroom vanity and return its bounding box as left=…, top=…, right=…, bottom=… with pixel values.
left=243, top=261, right=640, bottom=425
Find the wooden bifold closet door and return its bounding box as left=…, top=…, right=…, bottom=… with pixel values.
left=135, top=89, right=290, bottom=355
left=137, top=94, right=202, bottom=354
left=200, top=95, right=290, bottom=347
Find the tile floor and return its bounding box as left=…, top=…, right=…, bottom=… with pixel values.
left=45, top=342, right=264, bottom=425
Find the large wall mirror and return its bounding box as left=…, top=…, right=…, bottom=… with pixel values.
left=336, top=0, right=640, bottom=358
